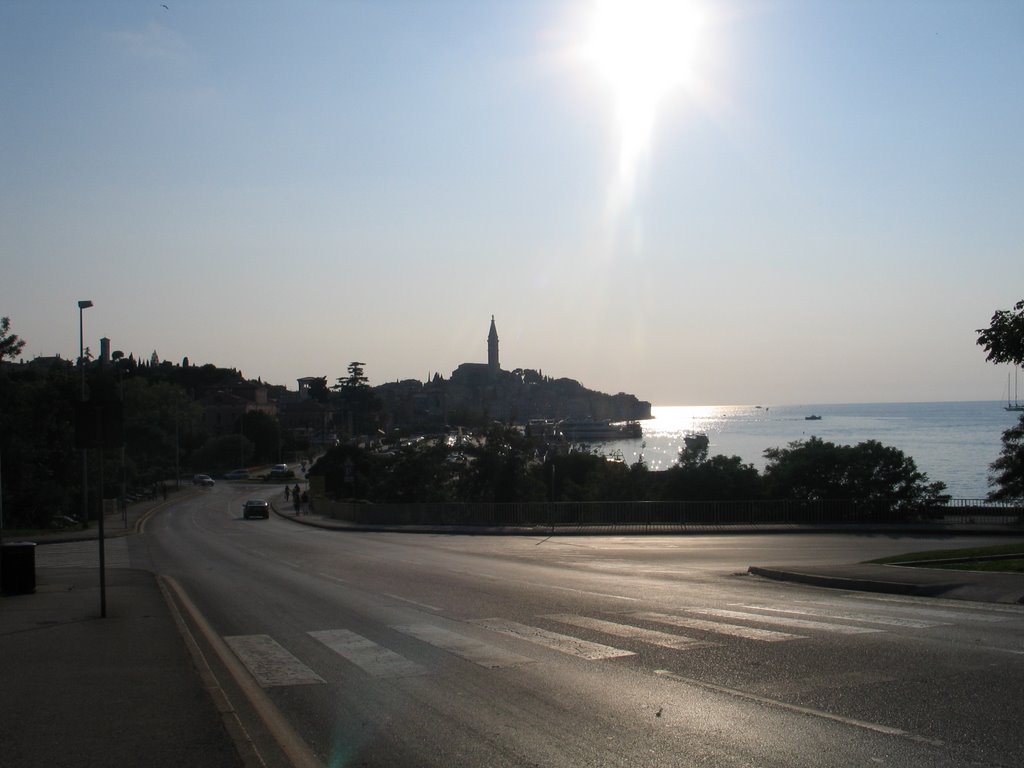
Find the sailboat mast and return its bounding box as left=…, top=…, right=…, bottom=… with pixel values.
left=1008, top=366, right=1024, bottom=412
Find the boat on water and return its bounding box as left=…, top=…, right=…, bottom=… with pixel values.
left=557, top=418, right=643, bottom=441
left=683, top=433, right=709, bottom=451
left=805, top=414, right=822, bottom=421
left=1007, top=367, right=1024, bottom=412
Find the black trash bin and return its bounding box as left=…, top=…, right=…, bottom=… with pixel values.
left=1, top=542, right=37, bottom=595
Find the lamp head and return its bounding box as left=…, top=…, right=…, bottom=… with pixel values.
left=78, top=300, right=93, bottom=309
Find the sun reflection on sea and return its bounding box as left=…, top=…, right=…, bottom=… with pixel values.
left=599, top=405, right=769, bottom=470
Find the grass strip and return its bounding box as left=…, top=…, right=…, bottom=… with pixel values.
left=868, top=542, right=1024, bottom=573
left=868, top=542, right=1024, bottom=565
left=926, top=559, right=1024, bottom=573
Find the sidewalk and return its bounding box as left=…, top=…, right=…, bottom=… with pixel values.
left=0, top=488, right=244, bottom=768
left=0, top=567, right=243, bottom=768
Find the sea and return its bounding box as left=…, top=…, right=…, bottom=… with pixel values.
left=593, top=402, right=1023, bottom=500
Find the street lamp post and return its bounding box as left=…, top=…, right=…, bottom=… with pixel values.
left=78, top=300, right=93, bottom=528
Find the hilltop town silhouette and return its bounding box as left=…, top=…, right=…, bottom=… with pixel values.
left=18, top=317, right=651, bottom=443
left=309, top=316, right=652, bottom=437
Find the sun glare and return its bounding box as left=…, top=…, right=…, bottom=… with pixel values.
left=580, top=0, right=708, bottom=209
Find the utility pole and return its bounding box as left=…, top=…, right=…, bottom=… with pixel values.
left=78, top=300, right=93, bottom=528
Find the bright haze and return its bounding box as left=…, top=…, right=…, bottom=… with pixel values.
left=2, top=1, right=1021, bottom=406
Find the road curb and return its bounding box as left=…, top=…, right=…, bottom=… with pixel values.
left=160, top=576, right=323, bottom=768
left=747, top=566, right=952, bottom=597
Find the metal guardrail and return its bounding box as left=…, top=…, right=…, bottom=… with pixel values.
left=317, top=498, right=1024, bottom=529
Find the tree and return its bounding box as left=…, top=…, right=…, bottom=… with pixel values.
left=240, top=410, right=281, bottom=464
left=977, top=300, right=1024, bottom=366
left=306, top=376, right=329, bottom=404
left=0, top=365, right=79, bottom=527
left=458, top=423, right=545, bottom=502
left=762, top=437, right=948, bottom=515
left=677, top=433, right=710, bottom=468
left=0, top=316, right=25, bottom=361
left=119, top=377, right=205, bottom=486
left=378, top=442, right=459, bottom=503
left=308, top=444, right=379, bottom=500
left=190, top=434, right=254, bottom=474
left=332, top=362, right=381, bottom=436
left=660, top=454, right=761, bottom=501
left=977, top=300, right=1024, bottom=500
left=337, top=361, right=368, bottom=389
left=988, top=418, right=1024, bottom=500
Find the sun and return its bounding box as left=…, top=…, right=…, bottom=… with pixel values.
left=580, top=0, right=709, bottom=207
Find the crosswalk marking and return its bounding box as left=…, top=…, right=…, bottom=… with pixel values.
left=734, top=604, right=948, bottom=629
left=688, top=608, right=883, bottom=635
left=472, top=618, right=635, bottom=660
left=224, top=634, right=325, bottom=687
left=392, top=623, right=536, bottom=668
left=309, top=629, right=427, bottom=679
left=629, top=611, right=805, bottom=642
left=222, top=597, right=998, bottom=689
left=543, top=614, right=709, bottom=650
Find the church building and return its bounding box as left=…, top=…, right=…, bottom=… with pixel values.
left=487, top=315, right=499, bottom=376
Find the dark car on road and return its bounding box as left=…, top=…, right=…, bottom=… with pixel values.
left=243, top=499, right=270, bottom=519
left=192, top=474, right=215, bottom=487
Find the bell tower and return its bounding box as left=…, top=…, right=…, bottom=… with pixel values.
left=487, top=315, right=499, bottom=375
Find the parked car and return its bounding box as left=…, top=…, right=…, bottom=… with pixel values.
left=224, top=469, right=250, bottom=480
left=269, top=463, right=293, bottom=479
left=243, top=499, right=270, bottom=519
left=192, top=474, right=215, bottom=487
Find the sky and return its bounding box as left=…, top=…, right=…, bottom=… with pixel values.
left=2, top=0, right=1022, bottom=407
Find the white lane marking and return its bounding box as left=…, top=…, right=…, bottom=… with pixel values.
left=224, top=635, right=325, bottom=687
left=689, top=608, right=882, bottom=635
left=315, top=571, right=352, bottom=586
left=972, top=645, right=1024, bottom=656
left=472, top=618, right=636, bottom=660
left=734, top=604, right=948, bottom=629
left=309, top=629, right=427, bottom=679
left=542, top=614, right=709, bottom=650
left=630, top=611, right=804, bottom=642
left=654, top=670, right=944, bottom=747
left=392, top=623, right=536, bottom=668
left=538, top=584, right=640, bottom=602
left=384, top=593, right=442, bottom=612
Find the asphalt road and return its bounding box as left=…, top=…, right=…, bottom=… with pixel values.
left=119, top=485, right=1023, bottom=767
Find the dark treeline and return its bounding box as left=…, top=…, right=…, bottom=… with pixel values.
left=0, top=354, right=290, bottom=529
left=309, top=424, right=950, bottom=516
